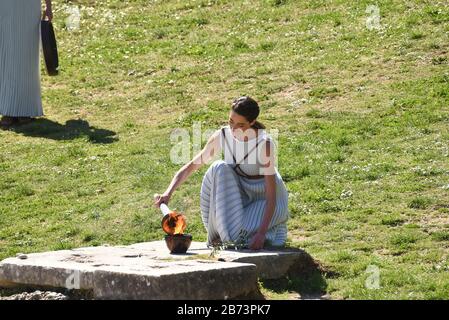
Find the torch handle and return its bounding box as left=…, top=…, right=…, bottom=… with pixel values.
left=159, top=203, right=171, bottom=217
left=154, top=193, right=172, bottom=216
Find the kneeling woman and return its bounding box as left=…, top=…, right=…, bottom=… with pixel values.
left=154, top=97, right=289, bottom=250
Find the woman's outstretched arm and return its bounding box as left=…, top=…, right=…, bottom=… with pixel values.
left=154, top=130, right=221, bottom=207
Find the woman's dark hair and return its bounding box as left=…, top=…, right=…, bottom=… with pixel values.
left=231, top=96, right=266, bottom=129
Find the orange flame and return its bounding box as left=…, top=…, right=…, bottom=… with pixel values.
left=162, top=211, right=187, bottom=235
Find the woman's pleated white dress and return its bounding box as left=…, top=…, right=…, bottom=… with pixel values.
left=200, top=126, right=290, bottom=247
left=0, top=0, right=43, bottom=117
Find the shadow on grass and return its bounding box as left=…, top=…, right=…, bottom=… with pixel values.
left=260, top=247, right=338, bottom=300
left=9, top=118, right=118, bottom=144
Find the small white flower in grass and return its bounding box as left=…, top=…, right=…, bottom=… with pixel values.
left=340, top=190, right=353, bottom=199
left=362, top=164, right=372, bottom=172
left=290, top=100, right=301, bottom=108
left=103, top=10, right=116, bottom=23
left=442, top=184, right=449, bottom=190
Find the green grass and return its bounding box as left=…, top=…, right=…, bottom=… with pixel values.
left=1, top=0, right=448, bottom=300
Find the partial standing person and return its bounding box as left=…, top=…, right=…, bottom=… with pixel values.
left=0, top=0, right=53, bottom=128
left=155, top=97, right=290, bottom=250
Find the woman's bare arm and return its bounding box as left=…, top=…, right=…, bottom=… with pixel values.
left=154, top=130, right=221, bottom=206
left=250, top=140, right=277, bottom=250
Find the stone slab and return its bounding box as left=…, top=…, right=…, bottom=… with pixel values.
left=129, top=241, right=310, bottom=279
left=0, top=241, right=308, bottom=299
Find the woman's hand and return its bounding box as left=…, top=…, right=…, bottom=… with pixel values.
left=154, top=193, right=171, bottom=208
left=249, top=231, right=266, bottom=250
left=45, top=1, right=53, bottom=21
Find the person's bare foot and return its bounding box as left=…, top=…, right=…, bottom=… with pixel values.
left=0, top=116, right=19, bottom=129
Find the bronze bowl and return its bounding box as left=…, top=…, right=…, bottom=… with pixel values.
left=164, top=234, right=192, bottom=254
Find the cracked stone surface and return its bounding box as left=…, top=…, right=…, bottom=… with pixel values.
left=0, top=241, right=308, bottom=299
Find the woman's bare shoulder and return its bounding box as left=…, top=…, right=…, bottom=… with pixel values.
left=205, top=126, right=225, bottom=146
left=210, top=125, right=229, bottom=139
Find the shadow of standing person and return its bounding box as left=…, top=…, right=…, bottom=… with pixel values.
left=7, top=118, right=118, bottom=144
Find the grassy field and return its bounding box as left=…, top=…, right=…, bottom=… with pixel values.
left=0, top=0, right=448, bottom=299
